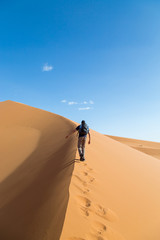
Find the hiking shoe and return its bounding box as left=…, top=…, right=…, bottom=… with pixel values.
left=80, top=156, right=85, bottom=161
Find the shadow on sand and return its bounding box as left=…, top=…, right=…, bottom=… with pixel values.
left=0, top=135, right=77, bottom=240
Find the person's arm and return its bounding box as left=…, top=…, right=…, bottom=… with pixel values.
left=65, top=129, right=77, bottom=139
left=88, top=132, right=91, bottom=144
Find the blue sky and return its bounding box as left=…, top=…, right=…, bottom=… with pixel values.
left=1, top=0, right=160, bottom=141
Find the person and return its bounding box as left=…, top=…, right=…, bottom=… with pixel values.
left=65, top=120, right=91, bottom=161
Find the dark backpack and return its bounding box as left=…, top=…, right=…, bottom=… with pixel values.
left=79, top=124, right=89, bottom=136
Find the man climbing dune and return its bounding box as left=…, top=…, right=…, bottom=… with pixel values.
left=65, top=120, right=91, bottom=161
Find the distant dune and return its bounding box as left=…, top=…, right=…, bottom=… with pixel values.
left=106, top=135, right=160, bottom=160
left=0, top=101, right=160, bottom=240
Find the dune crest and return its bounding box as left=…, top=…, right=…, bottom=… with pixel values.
left=107, top=135, right=160, bottom=160
left=0, top=101, right=77, bottom=240
left=0, top=101, right=160, bottom=240
left=61, top=132, right=160, bottom=240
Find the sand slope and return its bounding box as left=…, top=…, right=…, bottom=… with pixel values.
left=0, top=101, right=160, bottom=240
left=0, top=101, right=77, bottom=240
left=107, top=135, right=160, bottom=160
left=61, top=134, right=160, bottom=240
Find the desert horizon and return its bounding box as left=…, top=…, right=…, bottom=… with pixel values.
left=0, top=100, right=160, bottom=240
left=2, top=1, right=160, bottom=239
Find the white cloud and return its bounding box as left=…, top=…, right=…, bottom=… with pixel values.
left=80, top=100, right=94, bottom=105
left=61, top=99, right=94, bottom=108
left=42, top=63, right=53, bottom=72
left=68, top=101, right=78, bottom=105
left=78, top=107, right=91, bottom=110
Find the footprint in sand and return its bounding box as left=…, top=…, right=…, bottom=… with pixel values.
left=73, top=175, right=87, bottom=187
left=90, top=221, right=108, bottom=239
left=77, top=196, right=91, bottom=207
left=93, top=221, right=107, bottom=233
left=83, top=189, right=90, bottom=195
left=94, top=204, right=118, bottom=222
left=80, top=206, right=90, bottom=217
left=83, top=163, right=93, bottom=172
left=76, top=196, right=92, bottom=217
left=71, top=162, right=123, bottom=240
left=89, top=176, right=95, bottom=183
left=90, top=222, right=125, bottom=240
left=86, top=233, right=106, bottom=240
left=83, top=171, right=88, bottom=176
left=74, top=183, right=90, bottom=195
left=82, top=171, right=95, bottom=184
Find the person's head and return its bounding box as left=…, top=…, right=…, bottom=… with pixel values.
left=81, top=120, right=85, bottom=125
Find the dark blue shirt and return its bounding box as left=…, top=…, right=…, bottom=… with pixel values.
left=76, top=125, right=89, bottom=137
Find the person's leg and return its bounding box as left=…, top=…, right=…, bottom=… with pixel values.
left=78, top=137, right=83, bottom=158
left=82, top=136, right=86, bottom=159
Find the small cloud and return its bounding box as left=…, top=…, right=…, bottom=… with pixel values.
left=42, top=63, right=53, bottom=72
left=61, top=100, right=67, bottom=103
left=83, top=101, right=88, bottom=104
left=78, top=107, right=91, bottom=111
left=89, top=100, right=94, bottom=104
left=68, top=101, right=78, bottom=105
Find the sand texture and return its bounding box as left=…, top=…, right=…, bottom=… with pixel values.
left=0, top=101, right=77, bottom=240
left=107, top=135, right=160, bottom=160
left=0, top=101, right=160, bottom=240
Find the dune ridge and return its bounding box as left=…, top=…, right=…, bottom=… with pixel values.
left=0, top=101, right=77, bottom=240
left=0, top=101, right=160, bottom=240
left=61, top=132, right=160, bottom=240
left=106, top=135, right=160, bottom=160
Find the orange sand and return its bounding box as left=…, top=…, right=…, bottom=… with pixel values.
left=107, top=135, right=160, bottom=160
left=0, top=101, right=160, bottom=240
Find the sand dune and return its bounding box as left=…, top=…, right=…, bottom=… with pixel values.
left=61, top=131, right=160, bottom=240
left=107, top=135, right=160, bottom=160
left=0, top=101, right=160, bottom=240
left=0, top=100, right=77, bottom=240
